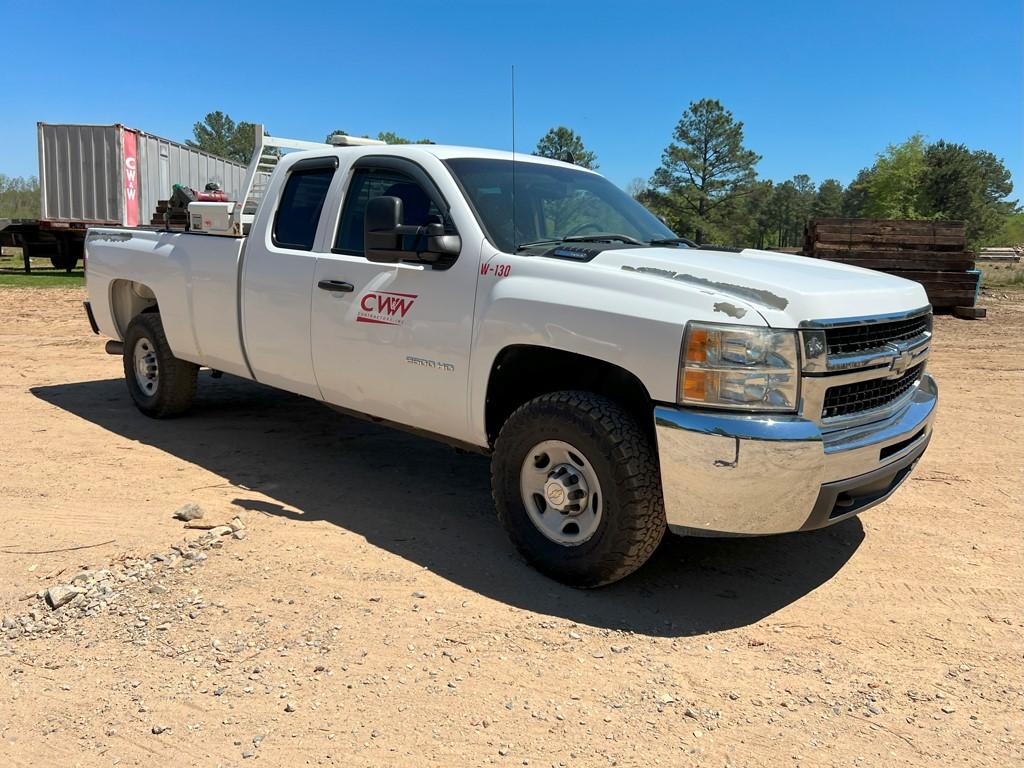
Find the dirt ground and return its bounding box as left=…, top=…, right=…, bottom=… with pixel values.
left=0, top=287, right=1021, bottom=768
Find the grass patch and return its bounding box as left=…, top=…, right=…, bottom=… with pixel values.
left=0, top=249, right=84, bottom=287
left=979, top=261, right=1024, bottom=290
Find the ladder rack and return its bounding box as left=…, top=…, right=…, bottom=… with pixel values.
left=234, top=125, right=386, bottom=232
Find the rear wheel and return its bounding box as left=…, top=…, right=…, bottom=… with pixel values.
left=122, top=312, right=198, bottom=418
left=491, top=391, right=666, bottom=587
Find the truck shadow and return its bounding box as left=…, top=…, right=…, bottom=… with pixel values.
left=32, top=374, right=864, bottom=638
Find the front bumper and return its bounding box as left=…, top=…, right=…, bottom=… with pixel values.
left=654, top=373, right=937, bottom=536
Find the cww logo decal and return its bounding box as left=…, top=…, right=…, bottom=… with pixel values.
left=356, top=291, right=418, bottom=326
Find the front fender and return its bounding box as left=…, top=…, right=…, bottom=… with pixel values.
left=466, top=253, right=768, bottom=443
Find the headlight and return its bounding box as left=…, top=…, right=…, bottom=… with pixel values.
left=679, top=323, right=800, bottom=411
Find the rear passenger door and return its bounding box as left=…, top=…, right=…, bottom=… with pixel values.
left=240, top=156, right=338, bottom=398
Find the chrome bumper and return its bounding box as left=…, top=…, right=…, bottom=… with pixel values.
left=654, top=373, right=938, bottom=536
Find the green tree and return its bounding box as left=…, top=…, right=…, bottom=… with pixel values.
left=188, top=111, right=261, bottom=164
left=861, top=134, right=928, bottom=219
left=0, top=175, right=40, bottom=218
left=813, top=179, right=845, bottom=219
left=642, top=188, right=696, bottom=240
left=791, top=173, right=816, bottom=244
left=534, top=126, right=598, bottom=169
left=918, top=140, right=1015, bottom=245
left=768, top=180, right=799, bottom=248
left=376, top=131, right=434, bottom=145
left=987, top=213, right=1024, bottom=247
left=650, top=99, right=761, bottom=243
left=714, top=179, right=776, bottom=249
left=841, top=168, right=873, bottom=217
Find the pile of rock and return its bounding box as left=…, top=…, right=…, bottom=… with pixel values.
left=2, top=504, right=247, bottom=641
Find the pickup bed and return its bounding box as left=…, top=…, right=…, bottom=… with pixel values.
left=84, top=137, right=938, bottom=586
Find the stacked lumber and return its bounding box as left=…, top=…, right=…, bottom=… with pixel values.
left=149, top=200, right=189, bottom=230
left=978, top=247, right=1020, bottom=262
left=804, top=218, right=980, bottom=312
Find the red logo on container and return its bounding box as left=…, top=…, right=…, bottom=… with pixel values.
left=123, top=130, right=139, bottom=227
left=356, top=291, right=417, bottom=325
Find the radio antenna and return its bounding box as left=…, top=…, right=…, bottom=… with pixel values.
left=511, top=64, right=517, bottom=251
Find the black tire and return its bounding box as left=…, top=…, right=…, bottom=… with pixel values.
left=50, top=237, right=83, bottom=271
left=49, top=253, right=77, bottom=271
left=491, top=391, right=666, bottom=587
left=122, top=312, right=198, bottom=418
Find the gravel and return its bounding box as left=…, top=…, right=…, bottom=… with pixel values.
left=45, top=585, right=81, bottom=610
left=172, top=503, right=204, bottom=522
left=2, top=513, right=249, bottom=642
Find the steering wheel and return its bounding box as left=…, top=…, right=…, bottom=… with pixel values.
left=564, top=222, right=603, bottom=238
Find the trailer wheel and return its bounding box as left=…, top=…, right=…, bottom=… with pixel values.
left=122, top=313, right=198, bottom=418
left=491, top=391, right=666, bottom=587
left=50, top=253, right=77, bottom=271
left=49, top=236, right=82, bottom=271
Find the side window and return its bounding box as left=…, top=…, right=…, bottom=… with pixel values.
left=334, top=168, right=444, bottom=255
left=272, top=167, right=335, bottom=251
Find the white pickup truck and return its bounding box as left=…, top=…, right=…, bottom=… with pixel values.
left=83, top=131, right=938, bottom=586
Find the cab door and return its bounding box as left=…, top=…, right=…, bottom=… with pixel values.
left=240, top=156, right=338, bottom=398
left=310, top=157, right=477, bottom=441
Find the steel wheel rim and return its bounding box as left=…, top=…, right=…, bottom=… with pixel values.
left=133, top=337, right=159, bottom=396
left=519, top=439, right=603, bottom=546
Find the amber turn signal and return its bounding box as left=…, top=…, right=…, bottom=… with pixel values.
left=685, top=328, right=709, bottom=364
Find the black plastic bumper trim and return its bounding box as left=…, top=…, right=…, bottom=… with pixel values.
left=799, top=433, right=931, bottom=531
left=83, top=301, right=99, bottom=335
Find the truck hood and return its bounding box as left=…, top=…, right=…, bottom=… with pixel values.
left=594, top=246, right=930, bottom=327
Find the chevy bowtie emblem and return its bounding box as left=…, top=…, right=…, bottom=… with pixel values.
left=889, top=349, right=914, bottom=376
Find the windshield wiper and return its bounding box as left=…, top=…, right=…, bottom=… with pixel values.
left=516, top=239, right=563, bottom=251
left=516, top=233, right=646, bottom=252
left=648, top=237, right=697, bottom=248
left=564, top=233, right=646, bottom=245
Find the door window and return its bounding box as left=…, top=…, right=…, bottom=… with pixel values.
left=272, top=167, right=335, bottom=251
left=334, top=169, right=444, bottom=255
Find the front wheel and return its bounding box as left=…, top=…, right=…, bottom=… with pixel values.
left=122, top=312, right=198, bottom=418
left=491, top=391, right=666, bottom=587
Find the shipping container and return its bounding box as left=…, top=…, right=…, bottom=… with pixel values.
left=1, top=123, right=251, bottom=271
left=37, top=122, right=248, bottom=226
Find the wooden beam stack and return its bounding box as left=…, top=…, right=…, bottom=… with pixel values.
left=150, top=200, right=189, bottom=230
left=804, top=218, right=979, bottom=311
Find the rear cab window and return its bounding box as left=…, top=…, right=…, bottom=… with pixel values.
left=272, top=160, right=337, bottom=251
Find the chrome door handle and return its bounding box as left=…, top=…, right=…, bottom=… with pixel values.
left=318, top=279, right=354, bottom=293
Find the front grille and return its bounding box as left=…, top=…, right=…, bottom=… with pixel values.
left=822, top=363, right=924, bottom=419
left=825, top=314, right=930, bottom=356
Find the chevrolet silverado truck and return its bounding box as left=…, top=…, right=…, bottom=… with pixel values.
left=83, top=129, right=938, bottom=587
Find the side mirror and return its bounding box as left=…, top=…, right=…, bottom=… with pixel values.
left=364, top=196, right=461, bottom=265
left=364, top=196, right=404, bottom=263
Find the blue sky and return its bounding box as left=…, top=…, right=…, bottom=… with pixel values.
left=1, top=0, right=1021, bottom=195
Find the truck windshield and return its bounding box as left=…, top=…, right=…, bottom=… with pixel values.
left=445, top=158, right=676, bottom=254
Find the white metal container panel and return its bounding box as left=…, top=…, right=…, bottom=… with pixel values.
left=38, top=123, right=122, bottom=223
